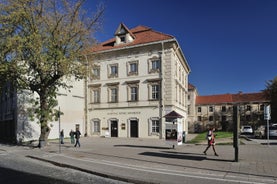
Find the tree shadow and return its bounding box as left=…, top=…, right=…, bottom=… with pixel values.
left=139, top=151, right=206, bottom=161
left=114, top=144, right=171, bottom=150
left=0, top=166, right=75, bottom=184
left=160, top=151, right=232, bottom=162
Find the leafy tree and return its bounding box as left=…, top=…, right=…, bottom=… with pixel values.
left=0, top=0, right=103, bottom=146
left=264, top=76, right=277, bottom=123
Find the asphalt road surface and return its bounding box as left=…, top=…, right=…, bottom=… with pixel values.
left=0, top=147, right=128, bottom=184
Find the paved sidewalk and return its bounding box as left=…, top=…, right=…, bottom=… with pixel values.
left=2, top=136, right=277, bottom=183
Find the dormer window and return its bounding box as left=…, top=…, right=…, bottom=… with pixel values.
left=114, top=23, right=135, bottom=45
left=120, top=35, right=126, bottom=43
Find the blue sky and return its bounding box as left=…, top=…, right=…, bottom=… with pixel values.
left=86, top=0, right=277, bottom=96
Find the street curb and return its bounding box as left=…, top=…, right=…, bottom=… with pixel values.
left=26, top=155, right=154, bottom=184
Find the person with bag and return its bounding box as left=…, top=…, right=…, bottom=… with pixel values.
left=203, top=127, right=218, bottom=156
left=69, top=130, right=75, bottom=144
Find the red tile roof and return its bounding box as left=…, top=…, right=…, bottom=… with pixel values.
left=196, top=94, right=233, bottom=105
left=188, top=83, right=196, bottom=90
left=164, top=110, right=184, bottom=118
left=232, top=92, right=268, bottom=103
left=90, top=25, right=174, bottom=53
left=196, top=92, right=268, bottom=105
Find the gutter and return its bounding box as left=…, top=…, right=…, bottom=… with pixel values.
left=87, top=39, right=176, bottom=56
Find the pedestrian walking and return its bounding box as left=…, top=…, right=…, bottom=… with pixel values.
left=69, top=130, right=75, bottom=144
left=203, top=127, right=218, bottom=156
left=74, top=129, right=81, bottom=147
left=60, top=129, right=64, bottom=144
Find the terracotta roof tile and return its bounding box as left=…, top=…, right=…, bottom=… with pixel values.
left=90, top=25, right=174, bottom=53
left=232, top=92, right=267, bottom=103
left=188, top=83, right=196, bottom=90
left=196, top=92, right=268, bottom=105
left=196, top=94, right=233, bottom=105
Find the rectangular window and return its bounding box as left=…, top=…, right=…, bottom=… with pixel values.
left=94, top=121, right=100, bottom=133
left=111, top=88, right=118, bottom=102
left=188, top=105, right=191, bottom=115
left=222, top=106, right=226, bottom=112
left=93, top=89, right=100, bottom=103
left=197, top=107, right=201, bottom=113
left=92, top=67, right=100, bottom=79
left=152, top=85, right=159, bottom=100
left=152, top=60, right=160, bottom=70
left=209, top=116, right=213, bottom=121
left=197, top=116, right=202, bottom=121
left=120, top=35, right=126, bottom=43
left=130, top=86, right=138, bottom=101
left=111, top=65, right=118, bottom=75
left=260, top=105, right=264, bottom=111
left=209, top=106, right=213, bottom=112
left=109, top=64, right=118, bottom=78
left=128, top=61, right=138, bottom=76
left=130, top=63, right=137, bottom=73
left=152, top=120, right=160, bottom=133
left=247, top=105, right=251, bottom=111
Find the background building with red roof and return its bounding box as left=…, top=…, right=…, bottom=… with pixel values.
left=188, top=90, right=269, bottom=133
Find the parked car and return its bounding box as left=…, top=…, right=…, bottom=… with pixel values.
left=240, top=125, right=253, bottom=135
left=254, top=125, right=265, bottom=138
left=255, top=125, right=277, bottom=138
left=267, top=126, right=277, bottom=137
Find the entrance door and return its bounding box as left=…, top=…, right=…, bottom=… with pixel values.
left=110, top=121, right=118, bottom=137
left=130, top=120, right=138, bottom=138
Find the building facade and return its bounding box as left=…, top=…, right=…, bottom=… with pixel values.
left=0, top=79, right=85, bottom=143
left=86, top=23, right=191, bottom=139
left=187, top=84, right=198, bottom=133
left=193, top=92, right=269, bottom=132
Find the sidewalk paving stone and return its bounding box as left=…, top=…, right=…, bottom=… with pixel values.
left=1, top=135, right=277, bottom=183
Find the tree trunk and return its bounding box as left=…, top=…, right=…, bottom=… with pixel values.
left=38, top=93, right=51, bottom=148
left=38, top=124, right=51, bottom=148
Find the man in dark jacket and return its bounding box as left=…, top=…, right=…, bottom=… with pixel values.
left=74, top=129, right=81, bottom=147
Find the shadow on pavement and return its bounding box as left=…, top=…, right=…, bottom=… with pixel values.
left=161, top=151, right=233, bottom=162
left=0, top=166, right=75, bottom=184
left=139, top=151, right=205, bottom=161
left=261, top=142, right=277, bottom=145
left=114, top=144, right=171, bottom=150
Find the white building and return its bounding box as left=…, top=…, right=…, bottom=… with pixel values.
left=86, top=23, right=191, bottom=139
left=0, top=78, right=85, bottom=143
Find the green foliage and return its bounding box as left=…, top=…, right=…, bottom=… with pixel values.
left=264, top=76, right=277, bottom=123
left=189, top=131, right=233, bottom=144
left=0, top=0, right=104, bottom=141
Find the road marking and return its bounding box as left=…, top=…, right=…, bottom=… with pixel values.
left=61, top=155, right=275, bottom=184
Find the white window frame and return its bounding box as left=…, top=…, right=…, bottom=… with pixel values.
left=89, top=85, right=101, bottom=104
left=93, top=89, right=100, bottom=103
left=108, top=86, right=118, bottom=103
left=92, top=66, right=100, bottom=80
left=147, top=80, right=160, bottom=101
left=127, top=60, right=138, bottom=76
left=91, top=119, right=101, bottom=135
left=130, top=86, right=138, bottom=101
left=108, top=64, right=118, bottom=78
left=148, top=117, right=160, bottom=135
left=151, top=84, right=160, bottom=100
left=148, top=57, right=160, bottom=73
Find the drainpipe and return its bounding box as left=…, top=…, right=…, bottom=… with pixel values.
left=84, top=55, right=89, bottom=137
left=159, top=42, right=164, bottom=139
